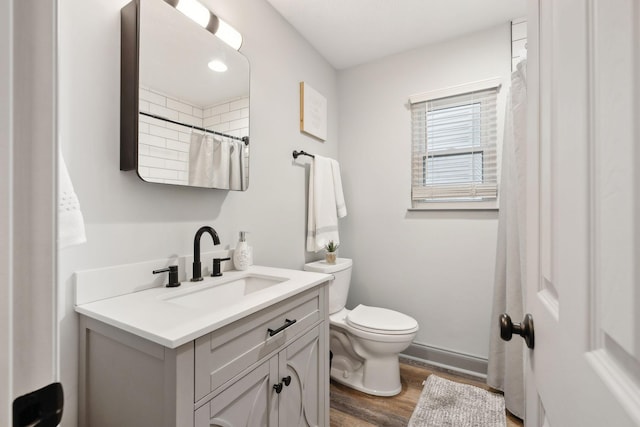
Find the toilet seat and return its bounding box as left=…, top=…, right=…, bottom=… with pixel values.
left=346, top=304, right=418, bottom=335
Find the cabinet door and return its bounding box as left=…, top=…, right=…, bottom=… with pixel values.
left=195, top=357, right=278, bottom=427
left=278, top=326, right=322, bottom=427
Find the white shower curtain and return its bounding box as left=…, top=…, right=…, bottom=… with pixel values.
left=487, top=58, right=527, bottom=419
left=188, top=132, right=214, bottom=187
left=229, top=140, right=242, bottom=190
left=211, top=136, right=230, bottom=189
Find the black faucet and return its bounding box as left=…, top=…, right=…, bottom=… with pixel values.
left=192, top=226, right=220, bottom=281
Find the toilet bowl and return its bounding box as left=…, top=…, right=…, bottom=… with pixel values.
left=304, top=258, right=418, bottom=396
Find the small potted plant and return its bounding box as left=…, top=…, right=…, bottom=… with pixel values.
left=324, top=240, right=339, bottom=264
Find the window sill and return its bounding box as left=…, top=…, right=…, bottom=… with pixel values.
left=409, top=200, right=498, bottom=211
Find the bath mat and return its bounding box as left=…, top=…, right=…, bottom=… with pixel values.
left=408, top=375, right=506, bottom=427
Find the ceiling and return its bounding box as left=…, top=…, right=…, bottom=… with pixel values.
left=265, top=0, right=527, bottom=70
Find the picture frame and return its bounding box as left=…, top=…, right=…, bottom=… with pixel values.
left=299, top=81, right=327, bottom=141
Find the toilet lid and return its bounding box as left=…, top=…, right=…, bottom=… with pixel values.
left=346, top=305, right=418, bottom=334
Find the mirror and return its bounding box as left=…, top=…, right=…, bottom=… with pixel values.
left=121, top=0, right=250, bottom=190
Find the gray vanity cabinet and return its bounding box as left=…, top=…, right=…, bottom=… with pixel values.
left=78, top=285, right=329, bottom=427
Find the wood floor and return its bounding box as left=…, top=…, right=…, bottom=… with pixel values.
left=330, top=358, right=523, bottom=427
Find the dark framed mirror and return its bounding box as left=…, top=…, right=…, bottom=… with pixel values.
left=121, top=0, right=250, bottom=190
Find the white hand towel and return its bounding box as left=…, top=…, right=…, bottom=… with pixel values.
left=330, top=159, right=347, bottom=218
left=211, top=137, right=230, bottom=189
left=188, top=132, right=214, bottom=187
left=306, top=155, right=347, bottom=252
left=58, top=149, right=87, bottom=248
left=239, top=141, right=247, bottom=190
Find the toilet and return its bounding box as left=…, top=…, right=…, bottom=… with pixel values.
left=304, top=258, right=418, bottom=396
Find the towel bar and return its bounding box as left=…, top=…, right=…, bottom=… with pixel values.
left=292, top=150, right=314, bottom=159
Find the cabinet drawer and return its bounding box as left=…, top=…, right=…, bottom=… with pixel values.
left=195, top=288, right=321, bottom=401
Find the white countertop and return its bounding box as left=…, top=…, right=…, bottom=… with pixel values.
left=75, top=265, right=331, bottom=348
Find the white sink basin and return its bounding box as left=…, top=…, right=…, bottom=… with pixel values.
left=161, top=274, right=288, bottom=310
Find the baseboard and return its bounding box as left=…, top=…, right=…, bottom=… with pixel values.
left=401, top=342, right=488, bottom=380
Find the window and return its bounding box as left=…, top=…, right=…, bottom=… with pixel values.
left=410, top=81, right=500, bottom=208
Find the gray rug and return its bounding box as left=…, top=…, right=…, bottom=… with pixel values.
left=408, top=375, right=506, bottom=427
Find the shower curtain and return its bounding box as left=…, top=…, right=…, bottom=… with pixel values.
left=487, top=58, right=527, bottom=419
left=188, top=132, right=214, bottom=187
left=229, top=140, right=242, bottom=190
left=211, top=136, right=230, bottom=189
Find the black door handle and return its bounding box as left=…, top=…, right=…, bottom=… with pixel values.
left=273, top=383, right=283, bottom=394
left=500, top=313, right=535, bottom=349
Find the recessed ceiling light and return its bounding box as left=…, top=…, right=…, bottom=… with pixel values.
left=208, top=60, right=228, bottom=72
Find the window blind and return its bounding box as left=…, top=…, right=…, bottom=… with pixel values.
left=411, top=87, right=498, bottom=202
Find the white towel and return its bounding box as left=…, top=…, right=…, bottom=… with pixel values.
left=239, top=141, right=248, bottom=190
left=306, top=155, right=347, bottom=252
left=211, top=136, right=230, bottom=189
left=58, top=148, right=87, bottom=248
left=229, top=140, right=242, bottom=190
left=188, top=132, right=213, bottom=187
left=331, top=159, right=347, bottom=217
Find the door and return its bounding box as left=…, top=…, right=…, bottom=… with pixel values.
left=1, top=0, right=59, bottom=425
left=525, top=0, right=640, bottom=426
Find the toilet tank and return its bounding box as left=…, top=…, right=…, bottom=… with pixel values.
left=304, top=258, right=353, bottom=314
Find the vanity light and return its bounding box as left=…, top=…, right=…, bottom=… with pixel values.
left=215, top=19, right=243, bottom=51
left=208, top=60, right=228, bottom=72
left=174, top=0, right=210, bottom=28
left=168, top=0, right=243, bottom=50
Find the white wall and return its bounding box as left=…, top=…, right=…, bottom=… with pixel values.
left=337, top=24, right=511, bottom=360
left=58, top=0, right=338, bottom=425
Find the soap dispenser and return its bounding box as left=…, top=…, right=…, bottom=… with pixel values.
left=233, top=231, right=252, bottom=271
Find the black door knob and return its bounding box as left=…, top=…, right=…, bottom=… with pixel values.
left=273, top=383, right=283, bottom=394
left=500, top=313, right=535, bottom=349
